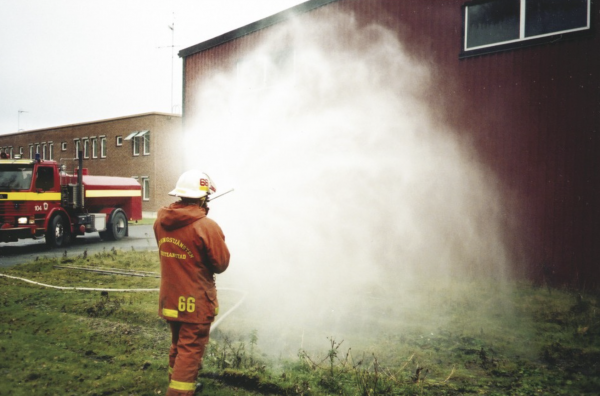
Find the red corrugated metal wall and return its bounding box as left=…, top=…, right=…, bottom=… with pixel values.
left=182, top=0, right=600, bottom=288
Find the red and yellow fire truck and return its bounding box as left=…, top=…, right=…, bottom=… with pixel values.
left=0, top=153, right=142, bottom=248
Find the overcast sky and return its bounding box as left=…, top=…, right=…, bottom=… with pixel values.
left=0, top=0, right=307, bottom=135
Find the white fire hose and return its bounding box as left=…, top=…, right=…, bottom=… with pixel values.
left=1, top=189, right=241, bottom=328
left=0, top=272, right=156, bottom=292
left=0, top=272, right=246, bottom=331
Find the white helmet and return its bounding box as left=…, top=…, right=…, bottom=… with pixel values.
left=169, top=170, right=216, bottom=199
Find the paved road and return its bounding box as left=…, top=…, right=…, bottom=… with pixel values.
left=0, top=224, right=156, bottom=268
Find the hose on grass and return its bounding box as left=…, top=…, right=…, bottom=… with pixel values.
left=0, top=272, right=247, bottom=331
left=0, top=272, right=158, bottom=292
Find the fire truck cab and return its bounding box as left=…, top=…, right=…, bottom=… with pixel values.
left=0, top=155, right=142, bottom=248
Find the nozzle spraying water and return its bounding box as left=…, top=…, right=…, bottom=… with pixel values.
left=208, top=188, right=234, bottom=202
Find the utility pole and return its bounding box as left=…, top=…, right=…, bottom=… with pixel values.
left=169, top=18, right=174, bottom=113
left=18, top=109, right=28, bottom=131
left=159, top=13, right=178, bottom=114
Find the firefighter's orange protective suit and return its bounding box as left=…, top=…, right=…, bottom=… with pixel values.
left=154, top=202, right=230, bottom=396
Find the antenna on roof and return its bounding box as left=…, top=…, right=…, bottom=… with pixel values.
left=158, top=12, right=179, bottom=114
left=18, top=109, right=28, bottom=132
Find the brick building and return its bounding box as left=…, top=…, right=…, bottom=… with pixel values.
left=178, top=0, right=599, bottom=287
left=0, top=112, right=182, bottom=214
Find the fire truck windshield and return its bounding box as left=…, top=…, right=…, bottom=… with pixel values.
left=0, top=164, right=34, bottom=190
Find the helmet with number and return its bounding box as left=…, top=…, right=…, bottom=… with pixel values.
left=168, top=170, right=216, bottom=199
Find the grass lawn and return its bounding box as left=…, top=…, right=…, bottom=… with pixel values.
left=1, top=251, right=599, bottom=395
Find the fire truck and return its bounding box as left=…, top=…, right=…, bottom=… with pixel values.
left=0, top=153, right=142, bottom=248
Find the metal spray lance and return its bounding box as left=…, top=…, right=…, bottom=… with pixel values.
left=207, top=188, right=234, bottom=202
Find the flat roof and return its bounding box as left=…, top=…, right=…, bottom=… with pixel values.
left=0, top=112, right=181, bottom=138
left=178, top=0, right=341, bottom=58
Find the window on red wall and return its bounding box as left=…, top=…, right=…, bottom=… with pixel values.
left=461, top=0, right=591, bottom=57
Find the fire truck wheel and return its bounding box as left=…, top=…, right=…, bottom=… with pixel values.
left=105, top=211, right=128, bottom=241
left=45, top=214, right=71, bottom=248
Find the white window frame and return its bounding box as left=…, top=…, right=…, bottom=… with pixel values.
left=100, top=136, right=107, bottom=158
left=29, top=145, right=33, bottom=159
left=144, top=135, right=150, bottom=155
left=132, top=136, right=140, bottom=156
left=74, top=139, right=80, bottom=159
left=137, top=130, right=150, bottom=156
left=124, top=130, right=149, bottom=157
left=61, top=142, right=67, bottom=151
left=116, top=136, right=123, bottom=146
left=49, top=142, right=54, bottom=161
left=141, top=177, right=150, bottom=201
left=83, top=139, right=89, bottom=159
left=463, top=0, right=591, bottom=53
left=91, top=137, right=98, bottom=159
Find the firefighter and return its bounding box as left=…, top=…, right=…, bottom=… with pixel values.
left=153, top=170, right=230, bottom=395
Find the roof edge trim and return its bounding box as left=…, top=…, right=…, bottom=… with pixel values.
left=0, top=112, right=181, bottom=137
left=178, top=0, right=341, bottom=58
